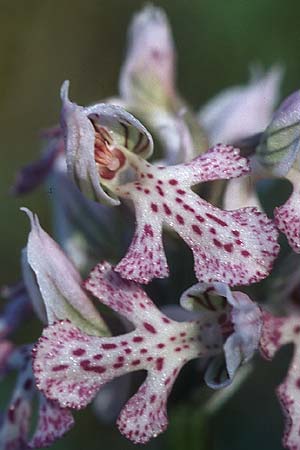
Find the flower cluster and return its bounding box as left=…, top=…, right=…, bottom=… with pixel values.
left=3, top=5, right=300, bottom=450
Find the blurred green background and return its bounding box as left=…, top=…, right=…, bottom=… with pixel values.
left=1, top=0, right=300, bottom=448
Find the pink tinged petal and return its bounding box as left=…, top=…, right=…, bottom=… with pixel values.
left=274, top=168, right=300, bottom=252
left=181, top=282, right=262, bottom=384
left=22, top=208, right=109, bottom=336
left=11, top=130, right=64, bottom=196
left=60, top=81, right=153, bottom=205
left=119, top=5, right=175, bottom=104
left=199, top=67, right=282, bottom=145
left=257, top=90, right=300, bottom=176
left=28, top=397, right=74, bottom=449
left=21, top=250, right=47, bottom=324
left=260, top=312, right=300, bottom=450
left=33, top=263, right=223, bottom=443
left=117, top=370, right=177, bottom=444
left=115, top=145, right=279, bottom=285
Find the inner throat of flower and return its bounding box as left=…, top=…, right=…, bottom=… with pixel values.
left=92, top=121, right=126, bottom=180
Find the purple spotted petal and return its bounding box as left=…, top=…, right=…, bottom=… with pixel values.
left=60, top=81, right=153, bottom=205
left=33, top=263, right=228, bottom=443
left=22, top=208, right=109, bottom=336
left=181, top=282, right=262, bottom=385
left=274, top=168, right=300, bottom=252
left=199, top=67, right=282, bottom=145
left=260, top=312, right=300, bottom=450
left=12, top=128, right=64, bottom=195
left=115, top=144, right=279, bottom=285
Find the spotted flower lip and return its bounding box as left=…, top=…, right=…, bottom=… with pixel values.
left=60, top=81, right=279, bottom=286
left=113, top=143, right=279, bottom=285
left=22, top=207, right=109, bottom=336
left=60, top=80, right=153, bottom=206
left=260, top=311, right=300, bottom=450
left=32, top=262, right=260, bottom=444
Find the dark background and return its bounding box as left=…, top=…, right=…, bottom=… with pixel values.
left=1, top=1, right=299, bottom=448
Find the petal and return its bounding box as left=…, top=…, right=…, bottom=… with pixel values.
left=115, top=145, right=279, bottom=284
left=85, top=261, right=163, bottom=325
left=21, top=249, right=47, bottom=324
left=117, top=369, right=179, bottom=444
left=22, top=208, right=109, bottom=336
left=28, top=397, right=74, bottom=449
left=260, top=312, right=300, bottom=450
left=274, top=168, right=300, bottom=252
left=181, top=282, right=262, bottom=382
left=257, top=90, right=300, bottom=176
left=60, top=81, right=153, bottom=205
left=119, top=5, right=175, bottom=106
left=11, top=130, right=64, bottom=195
left=173, top=143, right=250, bottom=185
left=199, top=67, right=282, bottom=145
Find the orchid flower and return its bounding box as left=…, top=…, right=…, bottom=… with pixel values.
left=0, top=209, right=114, bottom=448
left=61, top=82, right=279, bottom=285
left=118, top=5, right=207, bottom=164
left=0, top=345, right=74, bottom=449
left=32, top=262, right=261, bottom=444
